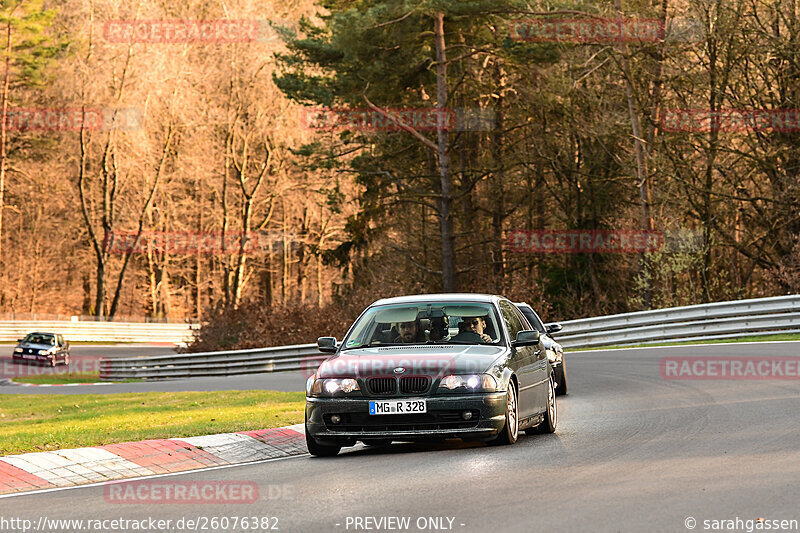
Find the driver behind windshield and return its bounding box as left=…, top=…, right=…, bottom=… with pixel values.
left=450, top=316, right=493, bottom=344
left=394, top=318, right=428, bottom=343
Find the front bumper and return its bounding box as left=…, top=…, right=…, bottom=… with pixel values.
left=12, top=354, right=53, bottom=365
left=306, top=392, right=507, bottom=444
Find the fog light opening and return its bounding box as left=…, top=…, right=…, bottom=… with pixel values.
left=462, top=410, right=473, bottom=421
left=330, top=414, right=342, bottom=425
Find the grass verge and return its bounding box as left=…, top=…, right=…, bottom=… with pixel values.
left=11, top=372, right=106, bottom=385
left=0, top=390, right=305, bottom=456
left=572, top=332, right=800, bottom=351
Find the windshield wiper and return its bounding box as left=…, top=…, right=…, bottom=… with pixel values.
left=342, top=342, right=404, bottom=350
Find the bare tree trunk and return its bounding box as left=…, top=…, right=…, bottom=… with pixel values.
left=0, top=20, right=11, bottom=274
left=434, top=12, right=456, bottom=292
left=222, top=127, right=233, bottom=305
left=108, top=123, right=175, bottom=317
left=614, top=0, right=654, bottom=309
left=282, top=197, right=289, bottom=305
left=490, top=64, right=507, bottom=292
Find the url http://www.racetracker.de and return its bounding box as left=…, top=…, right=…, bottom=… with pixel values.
left=0, top=515, right=281, bottom=532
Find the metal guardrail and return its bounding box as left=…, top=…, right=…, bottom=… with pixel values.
left=0, top=321, right=196, bottom=344
left=554, top=294, right=800, bottom=349
left=99, top=344, right=325, bottom=380
left=98, top=295, right=800, bottom=381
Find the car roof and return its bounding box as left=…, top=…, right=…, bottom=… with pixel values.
left=371, top=293, right=502, bottom=307
left=27, top=332, right=57, bottom=336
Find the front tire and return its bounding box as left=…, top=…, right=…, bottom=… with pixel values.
left=527, top=375, right=557, bottom=435
left=305, top=423, right=341, bottom=457
left=490, top=382, right=519, bottom=445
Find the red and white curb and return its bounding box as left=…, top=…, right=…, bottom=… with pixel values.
left=0, top=424, right=305, bottom=496
left=8, top=382, right=113, bottom=387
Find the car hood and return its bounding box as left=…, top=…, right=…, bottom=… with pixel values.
left=17, top=343, right=55, bottom=351
left=316, top=344, right=507, bottom=379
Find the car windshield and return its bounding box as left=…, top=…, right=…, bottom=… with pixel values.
left=23, top=333, right=55, bottom=345
left=341, top=301, right=503, bottom=349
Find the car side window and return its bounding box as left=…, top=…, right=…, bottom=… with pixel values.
left=499, top=301, right=524, bottom=341
left=529, top=310, right=546, bottom=334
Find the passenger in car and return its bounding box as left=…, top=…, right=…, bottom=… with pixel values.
left=429, top=316, right=449, bottom=341
left=393, top=318, right=428, bottom=343
left=450, top=316, right=493, bottom=343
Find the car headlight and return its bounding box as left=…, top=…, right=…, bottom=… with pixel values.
left=37, top=349, right=52, bottom=356
left=13, top=347, right=22, bottom=353
left=438, top=374, right=497, bottom=391
left=309, top=378, right=360, bottom=396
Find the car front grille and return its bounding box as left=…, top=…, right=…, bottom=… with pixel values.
left=366, top=377, right=396, bottom=395
left=400, top=376, right=430, bottom=394
left=323, top=410, right=481, bottom=432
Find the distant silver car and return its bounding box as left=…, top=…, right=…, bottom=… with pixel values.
left=515, top=303, right=567, bottom=395
left=12, top=332, right=70, bottom=367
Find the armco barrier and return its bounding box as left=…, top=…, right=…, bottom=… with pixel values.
left=554, top=294, right=800, bottom=348
left=99, top=344, right=326, bottom=380
left=98, top=295, right=800, bottom=381
left=0, top=321, right=196, bottom=344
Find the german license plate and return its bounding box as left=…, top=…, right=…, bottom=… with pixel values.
left=22, top=355, right=36, bottom=359
left=369, top=399, right=427, bottom=415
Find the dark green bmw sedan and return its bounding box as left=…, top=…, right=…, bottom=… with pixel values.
left=305, top=294, right=558, bottom=456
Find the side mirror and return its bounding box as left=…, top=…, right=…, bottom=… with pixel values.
left=546, top=323, right=563, bottom=335
left=17, top=338, right=24, bottom=343
left=317, top=337, right=338, bottom=354
left=512, top=330, right=540, bottom=348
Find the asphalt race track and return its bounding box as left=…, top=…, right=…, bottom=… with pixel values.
left=2, top=342, right=800, bottom=532
left=0, top=344, right=178, bottom=359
